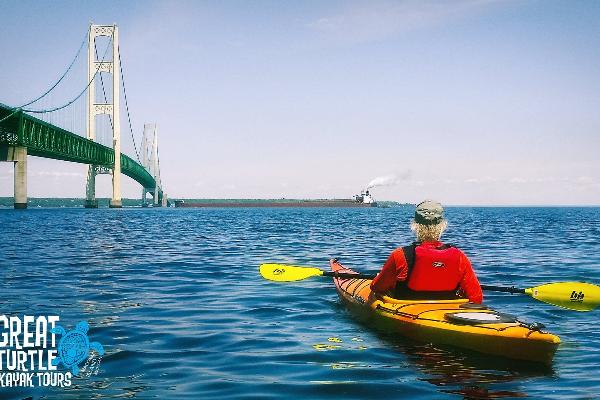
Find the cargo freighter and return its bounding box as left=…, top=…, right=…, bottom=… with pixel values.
left=174, top=190, right=378, bottom=208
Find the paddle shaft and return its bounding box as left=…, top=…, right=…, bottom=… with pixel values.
left=481, top=284, right=526, bottom=294
left=323, top=271, right=376, bottom=280
left=324, top=272, right=527, bottom=294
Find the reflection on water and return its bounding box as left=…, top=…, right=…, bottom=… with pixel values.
left=406, top=344, right=545, bottom=399
left=328, top=305, right=554, bottom=399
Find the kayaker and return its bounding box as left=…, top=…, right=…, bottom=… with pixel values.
left=370, top=200, right=483, bottom=303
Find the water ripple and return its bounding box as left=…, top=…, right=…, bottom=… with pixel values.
left=0, top=207, right=599, bottom=399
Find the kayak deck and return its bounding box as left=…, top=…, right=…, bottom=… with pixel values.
left=331, top=259, right=560, bottom=364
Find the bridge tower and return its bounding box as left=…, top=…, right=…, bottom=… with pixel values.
left=141, top=123, right=165, bottom=207
left=85, top=23, right=122, bottom=208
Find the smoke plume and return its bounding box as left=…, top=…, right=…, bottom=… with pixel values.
left=366, top=171, right=412, bottom=189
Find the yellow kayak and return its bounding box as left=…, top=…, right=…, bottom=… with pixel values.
left=331, top=259, right=560, bottom=364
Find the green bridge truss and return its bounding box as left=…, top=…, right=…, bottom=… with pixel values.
left=0, top=104, right=157, bottom=191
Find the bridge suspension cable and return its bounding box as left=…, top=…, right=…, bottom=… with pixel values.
left=21, top=27, right=114, bottom=114
left=3, top=25, right=142, bottom=163
left=119, top=46, right=141, bottom=163
left=17, top=31, right=88, bottom=109
left=0, top=107, right=19, bottom=124
left=91, top=37, right=141, bottom=163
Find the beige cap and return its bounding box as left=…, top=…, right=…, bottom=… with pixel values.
left=414, top=200, right=444, bottom=225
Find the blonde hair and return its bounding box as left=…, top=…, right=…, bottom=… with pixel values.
left=410, top=220, right=448, bottom=242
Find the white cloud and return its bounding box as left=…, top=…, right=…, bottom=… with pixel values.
left=307, top=0, right=499, bottom=44
left=575, top=176, right=595, bottom=184
left=464, top=176, right=496, bottom=184
left=508, top=177, right=527, bottom=184
left=34, top=171, right=84, bottom=178
left=533, top=177, right=556, bottom=183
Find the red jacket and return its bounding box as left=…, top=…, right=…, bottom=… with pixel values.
left=370, top=241, right=483, bottom=303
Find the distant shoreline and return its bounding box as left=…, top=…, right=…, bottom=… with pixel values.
left=0, top=198, right=597, bottom=208
left=0, top=197, right=406, bottom=208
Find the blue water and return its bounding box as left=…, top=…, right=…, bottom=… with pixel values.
left=1, top=207, right=599, bottom=399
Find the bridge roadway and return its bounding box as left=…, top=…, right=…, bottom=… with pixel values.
left=0, top=104, right=159, bottom=207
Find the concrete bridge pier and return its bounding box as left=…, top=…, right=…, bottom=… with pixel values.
left=142, top=187, right=152, bottom=207
left=84, top=198, right=99, bottom=208
left=14, top=147, right=27, bottom=209
left=0, top=146, right=27, bottom=209
left=84, top=165, right=98, bottom=208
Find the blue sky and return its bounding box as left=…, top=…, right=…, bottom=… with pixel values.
left=0, top=0, right=599, bottom=205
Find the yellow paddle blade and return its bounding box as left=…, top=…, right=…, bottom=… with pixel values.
left=525, top=282, right=600, bottom=311
left=259, top=264, right=325, bottom=282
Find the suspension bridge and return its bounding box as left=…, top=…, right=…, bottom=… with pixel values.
left=0, top=24, right=166, bottom=209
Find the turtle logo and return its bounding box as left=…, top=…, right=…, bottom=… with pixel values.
left=432, top=262, right=445, bottom=268
left=50, top=321, right=104, bottom=376
left=273, top=268, right=285, bottom=275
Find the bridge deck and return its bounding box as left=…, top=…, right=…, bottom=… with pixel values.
left=0, top=104, right=156, bottom=191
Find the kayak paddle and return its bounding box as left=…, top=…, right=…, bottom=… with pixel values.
left=480, top=282, right=600, bottom=312
left=259, top=263, right=375, bottom=281
left=259, top=263, right=600, bottom=312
